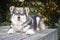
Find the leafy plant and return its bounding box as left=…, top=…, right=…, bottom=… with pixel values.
left=55, top=18, right=60, bottom=39
left=0, top=21, right=11, bottom=26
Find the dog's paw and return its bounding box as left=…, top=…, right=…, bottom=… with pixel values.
left=7, top=29, right=16, bottom=34
left=26, top=29, right=35, bottom=35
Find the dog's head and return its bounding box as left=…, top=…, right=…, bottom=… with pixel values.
left=9, top=6, right=30, bottom=21
left=10, top=7, right=26, bottom=21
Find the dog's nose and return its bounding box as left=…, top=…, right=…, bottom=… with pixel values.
left=18, top=16, right=20, bottom=21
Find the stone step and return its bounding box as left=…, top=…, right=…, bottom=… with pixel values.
left=0, top=26, right=58, bottom=40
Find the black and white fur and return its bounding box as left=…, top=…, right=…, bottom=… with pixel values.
left=7, top=6, right=46, bottom=35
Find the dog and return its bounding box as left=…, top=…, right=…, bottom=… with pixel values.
left=8, top=6, right=35, bottom=34
left=7, top=6, right=46, bottom=35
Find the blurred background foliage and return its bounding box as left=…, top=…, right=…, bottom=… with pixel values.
left=0, top=0, right=60, bottom=39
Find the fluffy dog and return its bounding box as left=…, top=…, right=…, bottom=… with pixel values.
left=7, top=6, right=46, bottom=35
left=8, top=6, right=35, bottom=34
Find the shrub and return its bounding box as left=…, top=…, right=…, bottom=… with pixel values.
left=55, top=18, right=60, bottom=39
left=0, top=21, right=11, bottom=26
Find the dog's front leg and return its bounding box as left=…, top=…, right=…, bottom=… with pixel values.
left=25, top=29, right=35, bottom=35
left=7, top=27, right=16, bottom=34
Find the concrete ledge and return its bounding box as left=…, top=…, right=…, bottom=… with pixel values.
left=0, top=26, right=58, bottom=40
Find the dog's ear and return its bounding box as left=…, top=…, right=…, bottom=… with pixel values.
left=9, top=6, right=15, bottom=14
left=24, top=7, right=30, bottom=16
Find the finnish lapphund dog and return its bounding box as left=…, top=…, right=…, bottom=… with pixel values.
left=7, top=6, right=46, bottom=35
